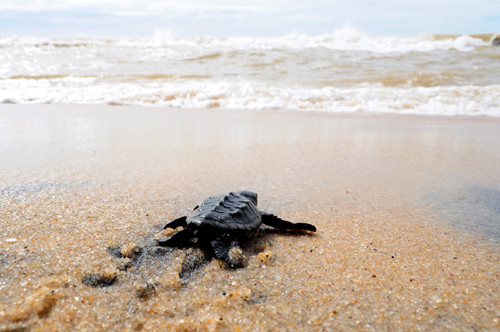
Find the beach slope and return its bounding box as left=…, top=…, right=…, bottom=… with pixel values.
left=1, top=105, right=499, bottom=330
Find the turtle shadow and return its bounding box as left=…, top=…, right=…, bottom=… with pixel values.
left=106, top=234, right=175, bottom=280
left=106, top=224, right=316, bottom=287
left=259, top=227, right=318, bottom=237
left=230, top=227, right=316, bottom=257
left=174, top=228, right=307, bottom=283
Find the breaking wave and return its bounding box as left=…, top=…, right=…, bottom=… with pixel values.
left=1, top=27, right=499, bottom=116
left=0, top=26, right=490, bottom=53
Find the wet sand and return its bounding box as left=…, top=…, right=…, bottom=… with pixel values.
left=1, top=104, right=499, bottom=331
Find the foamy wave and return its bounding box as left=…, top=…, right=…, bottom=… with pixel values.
left=1, top=28, right=496, bottom=116
left=1, top=27, right=488, bottom=54
left=0, top=36, right=108, bottom=48
left=2, top=78, right=499, bottom=116
left=265, top=27, right=487, bottom=53
left=123, top=26, right=488, bottom=53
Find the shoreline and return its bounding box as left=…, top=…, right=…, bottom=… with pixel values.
left=4, top=102, right=500, bottom=124
left=1, top=104, right=499, bottom=330
left=7, top=101, right=500, bottom=118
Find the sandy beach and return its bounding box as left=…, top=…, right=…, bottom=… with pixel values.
left=1, top=104, right=499, bottom=331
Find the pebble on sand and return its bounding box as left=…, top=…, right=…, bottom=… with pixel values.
left=257, top=251, right=273, bottom=265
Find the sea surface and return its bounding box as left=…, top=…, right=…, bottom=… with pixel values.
left=1, top=27, right=499, bottom=116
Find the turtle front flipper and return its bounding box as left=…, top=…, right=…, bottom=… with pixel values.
left=164, top=216, right=187, bottom=229
left=211, top=234, right=245, bottom=268
left=261, top=212, right=316, bottom=232
left=157, top=228, right=194, bottom=248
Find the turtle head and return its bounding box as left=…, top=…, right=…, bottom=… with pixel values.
left=235, top=190, right=257, bottom=205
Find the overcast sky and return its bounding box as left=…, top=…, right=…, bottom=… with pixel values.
left=1, top=0, right=499, bottom=37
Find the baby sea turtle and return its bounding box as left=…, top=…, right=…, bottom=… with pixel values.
left=157, top=190, right=316, bottom=267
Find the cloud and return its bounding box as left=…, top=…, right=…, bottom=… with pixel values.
left=0, top=0, right=275, bottom=15
left=1, top=0, right=499, bottom=37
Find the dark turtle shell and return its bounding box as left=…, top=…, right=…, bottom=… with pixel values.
left=186, top=191, right=261, bottom=232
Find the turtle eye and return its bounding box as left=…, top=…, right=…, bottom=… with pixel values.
left=192, top=205, right=199, bottom=211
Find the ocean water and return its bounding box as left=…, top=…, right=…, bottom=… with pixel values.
left=1, top=27, right=499, bottom=116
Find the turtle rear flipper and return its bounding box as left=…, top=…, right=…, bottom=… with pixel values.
left=164, top=216, right=187, bottom=229
left=211, top=234, right=245, bottom=268
left=261, top=212, right=316, bottom=232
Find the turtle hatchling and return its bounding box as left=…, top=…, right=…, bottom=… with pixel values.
left=157, top=190, right=316, bottom=267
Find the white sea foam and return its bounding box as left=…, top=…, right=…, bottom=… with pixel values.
left=1, top=28, right=498, bottom=116
left=2, top=78, right=499, bottom=116
left=126, top=29, right=486, bottom=55
left=0, top=26, right=488, bottom=53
